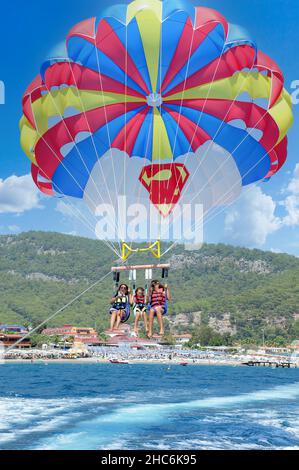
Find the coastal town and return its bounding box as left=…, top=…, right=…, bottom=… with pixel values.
left=1, top=323, right=298, bottom=367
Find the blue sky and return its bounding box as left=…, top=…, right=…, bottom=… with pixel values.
left=0, top=0, right=299, bottom=255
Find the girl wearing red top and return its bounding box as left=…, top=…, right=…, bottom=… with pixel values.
left=133, top=287, right=148, bottom=335
left=148, top=280, right=170, bottom=338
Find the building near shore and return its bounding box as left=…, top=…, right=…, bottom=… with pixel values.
left=104, top=324, right=131, bottom=338
left=42, top=325, right=100, bottom=345
left=289, top=340, right=299, bottom=350
left=174, top=334, right=192, bottom=346
left=105, top=335, right=161, bottom=348
left=0, top=325, right=28, bottom=334
left=0, top=333, right=31, bottom=348
left=0, top=325, right=31, bottom=349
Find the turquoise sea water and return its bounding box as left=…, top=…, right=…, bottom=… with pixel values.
left=0, top=363, right=299, bottom=450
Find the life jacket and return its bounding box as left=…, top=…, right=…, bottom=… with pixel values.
left=134, top=292, right=146, bottom=309
left=112, top=293, right=128, bottom=310
left=150, top=288, right=165, bottom=308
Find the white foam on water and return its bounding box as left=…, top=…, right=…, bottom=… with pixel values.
left=37, top=432, right=87, bottom=450
left=0, top=396, right=116, bottom=446
left=244, top=407, right=299, bottom=438
left=33, top=381, right=299, bottom=450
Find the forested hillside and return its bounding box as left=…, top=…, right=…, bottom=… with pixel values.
left=1, top=232, right=299, bottom=345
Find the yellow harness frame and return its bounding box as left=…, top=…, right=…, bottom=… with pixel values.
left=121, top=240, right=161, bottom=261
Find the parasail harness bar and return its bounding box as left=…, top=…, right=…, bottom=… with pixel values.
left=121, top=240, right=161, bottom=261
left=111, top=263, right=170, bottom=287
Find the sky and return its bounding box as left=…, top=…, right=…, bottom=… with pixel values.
left=0, top=0, right=299, bottom=256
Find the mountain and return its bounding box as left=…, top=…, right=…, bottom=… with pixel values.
left=0, top=231, right=299, bottom=345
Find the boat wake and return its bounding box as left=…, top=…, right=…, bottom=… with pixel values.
left=1, top=381, right=299, bottom=450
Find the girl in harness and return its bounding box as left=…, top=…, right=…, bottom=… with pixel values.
left=148, top=280, right=170, bottom=338
left=133, top=287, right=149, bottom=336
left=109, top=284, right=132, bottom=331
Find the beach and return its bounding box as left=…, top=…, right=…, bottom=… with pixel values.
left=2, top=345, right=298, bottom=368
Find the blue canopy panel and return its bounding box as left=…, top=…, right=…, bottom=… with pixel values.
left=165, top=103, right=271, bottom=184
left=52, top=106, right=145, bottom=197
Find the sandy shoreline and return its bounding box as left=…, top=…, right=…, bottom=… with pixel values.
left=0, top=357, right=245, bottom=366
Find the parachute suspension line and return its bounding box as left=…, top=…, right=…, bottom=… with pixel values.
left=172, top=62, right=255, bottom=202
left=28, top=95, right=120, bottom=258
left=126, top=118, right=155, bottom=258
left=57, top=197, right=120, bottom=258
left=193, top=114, right=280, bottom=237
left=161, top=126, right=280, bottom=257
left=170, top=76, right=269, bottom=231
left=123, top=21, right=129, bottom=249
left=66, top=60, right=123, bottom=256
left=167, top=11, right=200, bottom=167
left=128, top=16, right=165, bottom=255
left=94, top=34, right=124, bottom=255
left=159, top=51, right=258, bottom=244
left=40, top=81, right=121, bottom=257
left=127, top=99, right=153, bottom=254
left=161, top=25, right=229, bottom=233
left=5, top=270, right=112, bottom=353
left=124, top=21, right=155, bottom=256
left=162, top=22, right=196, bottom=231
left=158, top=16, right=163, bottom=242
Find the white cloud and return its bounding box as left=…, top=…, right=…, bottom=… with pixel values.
left=282, top=195, right=299, bottom=226
left=56, top=200, right=90, bottom=219
left=281, top=164, right=299, bottom=227
left=270, top=247, right=283, bottom=254
left=56, top=200, right=75, bottom=217
left=224, top=186, right=281, bottom=246
left=8, top=225, right=21, bottom=233
left=0, top=174, right=41, bottom=214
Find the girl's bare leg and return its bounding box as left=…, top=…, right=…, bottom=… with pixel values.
left=148, top=309, right=155, bottom=338
left=115, top=311, right=122, bottom=329
left=110, top=311, right=117, bottom=330
left=134, top=311, right=141, bottom=334
left=143, top=311, right=149, bottom=333
left=156, top=308, right=164, bottom=335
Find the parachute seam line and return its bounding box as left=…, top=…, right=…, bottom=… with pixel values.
left=29, top=94, right=121, bottom=257
left=124, top=20, right=128, bottom=246
left=165, top=67, right=265, bottom=209
left=94, top=34, right=124, bottom=252
left=40, top=79, right=120, bottom=254
left=160, top=46, right=261, bottom=240
left=128, top=109, right=154, bottom=251
left=127, top=20, right=160, bottom=251
left=65, top=60, right=124, bottom=255
left=161, top=22, right=229, bottom=226
left=161, top=117, right=279, bottom=257
left=160, top=32, right=229, bottom=239
left=164, top=19, right=222, bottom=208
left=162, top=71, right=269, bottom=243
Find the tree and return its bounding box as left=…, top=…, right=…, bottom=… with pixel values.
left=162, top=333, right=176, bottom=345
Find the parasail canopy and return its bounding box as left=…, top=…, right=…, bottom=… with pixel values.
left=20, top=0, right=293, bottom=254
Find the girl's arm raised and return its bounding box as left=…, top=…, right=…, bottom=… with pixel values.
left=165, top=284, right=170, bottom=300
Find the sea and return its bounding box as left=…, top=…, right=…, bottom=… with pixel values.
left=0, top=363, right=299, bottom=450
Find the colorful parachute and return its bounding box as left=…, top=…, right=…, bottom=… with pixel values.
left=20, top=0, right=293, bottom=250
